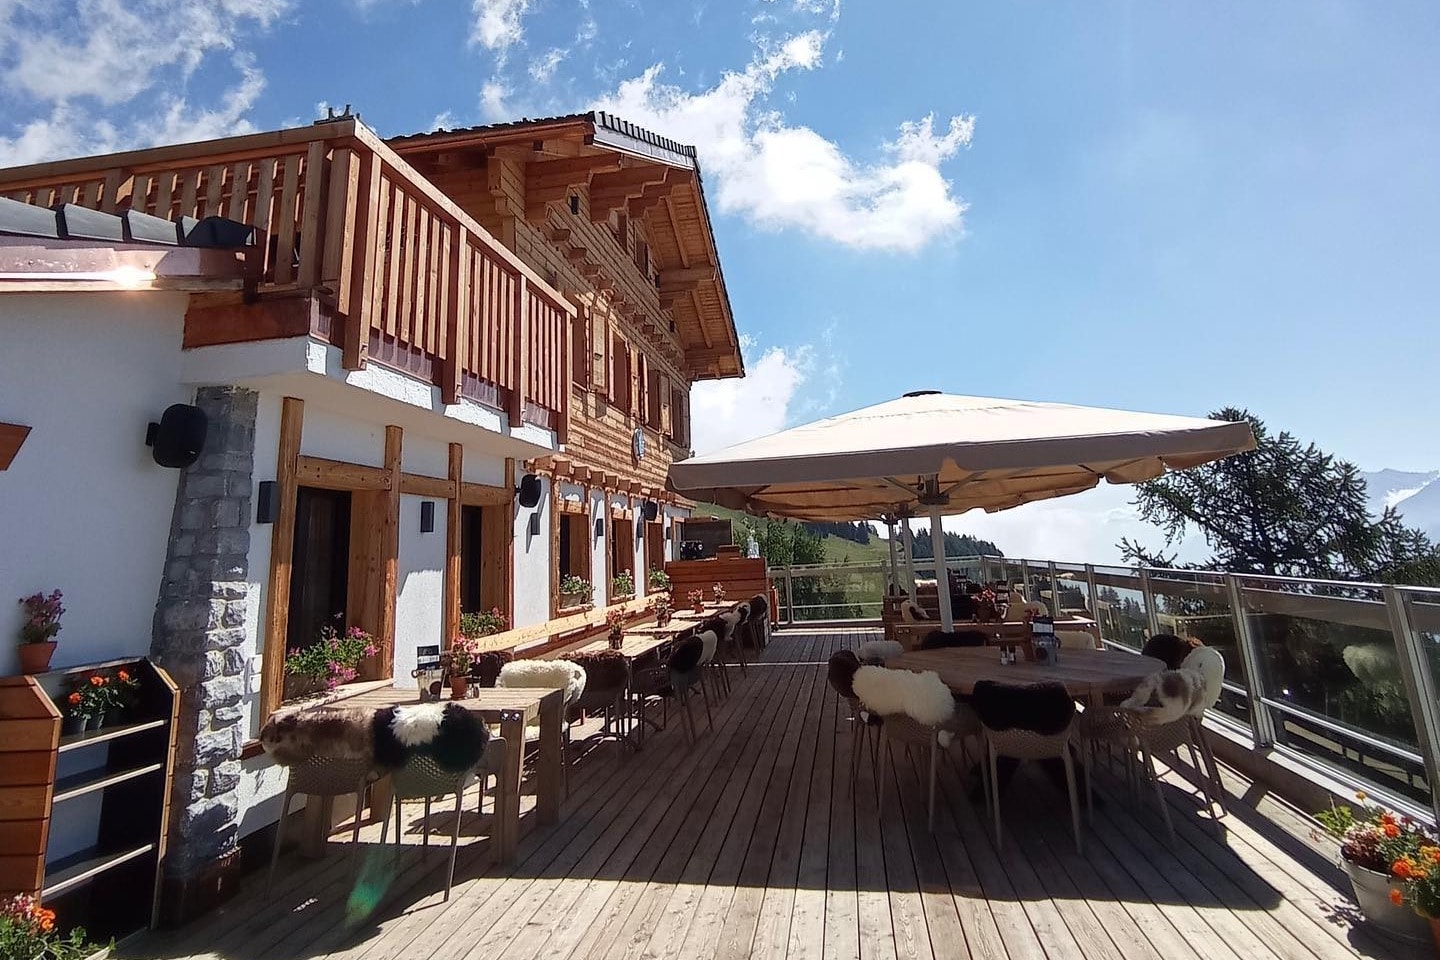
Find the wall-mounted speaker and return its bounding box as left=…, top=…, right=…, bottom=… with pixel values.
left=516, top=473, right=542, bottom=508
left=642, top=500, right=659, bottom=522
left=594, top=517, right=605, bottom=539
left=528, top=513, right=541, bottom=537
left=420, top=500, right=436, bottom=533
left=146, top=403, right=208, bottom=468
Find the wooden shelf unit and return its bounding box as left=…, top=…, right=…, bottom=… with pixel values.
left=0, top=657, right=178, bottom=940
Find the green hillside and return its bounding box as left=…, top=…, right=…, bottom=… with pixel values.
left=687, top=504, right=891, bottom=566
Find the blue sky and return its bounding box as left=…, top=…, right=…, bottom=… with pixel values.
left=2, top=1, right=1436, bottom=560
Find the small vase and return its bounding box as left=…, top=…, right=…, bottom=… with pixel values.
left=692, top=603, right=704, bottom=614
left=100, top=709, right=124, bottom=729
left=608, top=631, right=624, bottom=651
left=449, top=676, right=469, bottom=699
left=61, top=715, right=89, bottom=736
left=18, top=641, right=57, bottom=675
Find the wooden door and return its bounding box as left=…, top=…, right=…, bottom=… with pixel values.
left=287, top=486, right=352, bottom=651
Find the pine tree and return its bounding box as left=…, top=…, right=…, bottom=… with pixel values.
left=1120, top=408, right=1440, bottom=585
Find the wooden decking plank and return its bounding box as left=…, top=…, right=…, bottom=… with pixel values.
left=783, top=642, right=839, bottom=960
left=822, top=640, right=862, bottom=960
left=874, top=743, right=937, bottom=960
left=673, top=633, right=830, bottom=960
left=852, top=685, right=899, bottom=960
left=501, top=638, right=817, bottom=960
left=888, top=742, right=1009, bottom=960
left=584, top=635, right=825, bottom=960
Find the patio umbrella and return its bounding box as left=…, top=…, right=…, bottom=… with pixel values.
left=667, top=390, right=1255, bottom=630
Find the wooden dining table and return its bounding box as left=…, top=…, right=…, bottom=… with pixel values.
left=888, top=646, right=1164, bottom=706
left=315, top=684, right=564, bottom=864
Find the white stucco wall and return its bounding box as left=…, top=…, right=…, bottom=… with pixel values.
left=513, top=476, right=551, bottom=627
left=0, top=293, right=192, bottom=675
left=394, top=494, right=446, bottom=686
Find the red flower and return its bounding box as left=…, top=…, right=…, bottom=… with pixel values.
left=89, top=676, right=103, bottom=687
left=117, top=669, right=131, bottom=682
left=1390, top=888, right=1405, bottom=906
left=67, top=692, right=81, bottom=705
left=1383, top=822, right=1400, bottom=838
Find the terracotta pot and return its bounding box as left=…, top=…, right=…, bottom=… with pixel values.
left=449, top=676, right=469, bottom=699
left=692, top=604, right=704, bottom=614
left=18, top=640, right=57, bottom=674
left=1343, top=858, right=1431, bottom=944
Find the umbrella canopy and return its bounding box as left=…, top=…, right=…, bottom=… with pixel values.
left=667, top=391, right=1256, bottom=522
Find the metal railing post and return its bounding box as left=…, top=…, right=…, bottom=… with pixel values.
left=1385, top=586, right=1440, bottom=825
left=783, top=563, right=795, bottom=625
left=1048, top=560, right=1062, bottom=615
left=1084, top=563, right=1099, bottom=621
left=1019, top=559, right=1030, bottom=594
left=1225, top=573, right=1275, bottom=745
left=1138, top=567, right=1161, bottom=638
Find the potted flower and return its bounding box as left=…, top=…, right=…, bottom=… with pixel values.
left=16, top=590, right=64, bottom=674
left=612, top=571, right=635, bottom=600
left=653, top=596, right=673, bottom=627
left=459, top=608, right=508, bottom=641
left=61, top=689, right=92, bottom=736
left=1316, top=793, right=1432, bottom=943
left=711, top=583, right=726, bottom=603
left=1389, top=845, right=1440, bottom=952
left=447, top=637, right=479, bottom=699
left=647, top=568, right=671, bottom=592
left=605, top=607, right=627, bottom=650
left=283, top=623, right=379, bottom=702
left=111, top=667, right=140, bottom=722
left=0, top=893, right=103, bottom=960
left=687, top=589, right=705, bottom=613
left=559, top=576, right=592, bottom=610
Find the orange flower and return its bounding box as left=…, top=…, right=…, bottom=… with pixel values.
left=67, top=692, right=81, bottom=705
left=117, top=669, right=131, bottom=682
left=1390, top=888, right=1405, bottom=906
left=1393, top=857, right=1417, bottom=879
left=37, top=907, right=54, bottom=932
left=1379, top=811, right=1397, bottom=826
left=1383, top=822, right=1400, bottom=838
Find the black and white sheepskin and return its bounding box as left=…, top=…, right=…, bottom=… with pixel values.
left=261, top=702, right=488, bottom=773
left=373, top=703, right=490, bottom=773
left=971, top=680, right=1074, bottom=736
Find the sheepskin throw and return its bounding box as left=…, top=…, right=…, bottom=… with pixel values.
left=1141, top=634, right=1203, bottom=670
left=852, top=665, right=956, bottom=728
left=972, top=680, right=1074, bottom=736
left=695, top=628, right=719, bottom=663
left=1180, top=646, right=1225, bottom=715
left=717, top=608, right=744, bottom=637
left=900, top=599, right=929, bottom=623
left=856, top=639, right=905, bottom=665
left=827, top=650, right=861, bottom=700
left=1120, top=670, right=1201, bottom=725
left=471, top=649, right=515, bottom=687
left=260, top=708, right=375, bottom=766
left=498, top=659, right=587, bottom=707
left=373, top=703, right=489, bottom=772
left=749, top=594, right=769, bottom=620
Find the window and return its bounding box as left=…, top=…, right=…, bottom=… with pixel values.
left=610, top=514, right=635, bottom=593
left=645, top=521, right=665, bottom=579
left=669, top=383, right=690, bottom=449
left=557, top=509, right=592, bottom=611
left=460, top=502, right=510, bottom=617
left=611, top=333, right=632, bottom=415
left=287, top=487, right=352, bottom=652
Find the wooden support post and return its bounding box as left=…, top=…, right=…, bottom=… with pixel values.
left=260, top=398, right=303, bottom=720
left=379, top=425, right=403, bottom=678
left=504, top=458, right=516, bottom=616
left=444, top=443, right=463, bottom=647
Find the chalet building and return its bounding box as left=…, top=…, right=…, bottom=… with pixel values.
left=0, top=112, right=741, bottom=916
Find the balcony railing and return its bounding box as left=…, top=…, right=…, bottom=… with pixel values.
left=767, top=552, right=1440, bottom=824
left=0, top=119, right=573, bottom=433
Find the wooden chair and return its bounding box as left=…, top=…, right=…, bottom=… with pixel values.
left=826, top=650, right=879, bottom=783
left=635, top=635, right=711, bottom=744
left=267, top=756, right=377, bottom=895
left=379, top=738, right=506, bottom=901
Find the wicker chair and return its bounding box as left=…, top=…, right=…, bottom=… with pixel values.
left=562, top=650, right=633, bottom=750
left=743, top=594, right=770, bottom=650
left=379, top=737, right=506, bottom=901
left=267, top=755, right=378, bottom=894
left=973, top=680, right=1084, bottom=854
left=878, top=705, right=981, bottom=832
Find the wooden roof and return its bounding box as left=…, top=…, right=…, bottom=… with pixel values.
left=389, top=113, right=743, bottom=380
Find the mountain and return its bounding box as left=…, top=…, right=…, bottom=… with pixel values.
left=1361, top=469, right=1440, bottom=539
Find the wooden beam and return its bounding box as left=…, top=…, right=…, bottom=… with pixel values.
left=460, top=481, right=513, bottom=507
left=444, top=443, right=462, bottom=649
left=379, top=425, right=403, bottom=679
left=260, top=397, right=303, bottom=721
left=0, top=422, right=31, bottom=471
left=659, top=265, right=716, bottom=287
left=297, top=455, right=390, bottom=491
left=526, top=154, right=627, bottom=186
left=587, top=167, right=671, bottom=221
left=399, top=472, right=453, bottom=498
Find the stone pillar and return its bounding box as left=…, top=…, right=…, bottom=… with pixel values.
left=150, top=386, right=257, bottom=921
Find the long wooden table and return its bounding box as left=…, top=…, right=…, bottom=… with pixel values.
left=889, top=646, right=1164, bottom=706
left=317, top=684, right=564, bottom=863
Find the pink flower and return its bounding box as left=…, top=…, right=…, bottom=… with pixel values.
left=363, top=643, right=379, bottom=657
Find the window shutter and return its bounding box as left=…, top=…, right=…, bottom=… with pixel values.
left=659, top=373, right=671, bottom=435
left=571, top=306, right=590, bottom=388
left=591, top=304, right=608, bottom=393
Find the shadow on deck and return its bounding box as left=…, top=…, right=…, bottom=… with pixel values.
left=125, top=630, right=1411, bottom=960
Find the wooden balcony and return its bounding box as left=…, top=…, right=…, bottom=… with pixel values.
left=0, top=119, right=574, bottom=434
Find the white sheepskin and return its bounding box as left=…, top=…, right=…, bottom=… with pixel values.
left=1122, top=668, right=1203, bottom=725
left=1007, top=588, right=1049, bottom=619
left=852, top=665, right=956, bottom=728
left=735, top=602, right=751, bottom=622
left=1056, top=629, right=1096, bottom=649
left=498, top=659, right=587, bottom=706
left=1180, top=646, right=1225, bottom=714
left=717, top=609, right=744, bottom=637
left=390, top=703, right=446, bottom=747
left=857, top=639, right=905, bottom=664
left=695, top=628, right=719, bottom=663
left=900, top=599, right=929, bottom=623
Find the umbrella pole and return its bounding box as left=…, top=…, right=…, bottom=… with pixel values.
left=885, top=520, right=899, bottom=594
left=901, top=517, right=918, bottom=595
left=929, top=505, right=954, bottom=632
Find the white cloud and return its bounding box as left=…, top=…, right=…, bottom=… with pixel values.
left=479, top=79, right=512, bottom=120
left=529, top=47, right=566, bottom=82
left=594, top=32, right=974, bottom=252
left=690, top=337, right=813, bottom=455
left=2, top=0, right=285, bottom=105
left=430, top=109, right=458, bottom=132
left=470, top=0, right=532, bottom=53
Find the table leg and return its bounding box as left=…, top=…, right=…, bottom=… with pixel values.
left=369, top=775, right=394, bottom=828
left=537, top=690, right=563, bottom=825
left=299, top=794, right=335, bottom=859
left=496, top=711, right=524, bottom=864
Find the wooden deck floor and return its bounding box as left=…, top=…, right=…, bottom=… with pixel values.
left=129, top=630, right=1412, bottom=960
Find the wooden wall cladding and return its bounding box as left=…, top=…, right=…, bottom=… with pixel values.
left=0, top=676, right=59, bottom=896
left=663, top=557, right=769, bottom=604
left=0, top=422, right=31, bottom=471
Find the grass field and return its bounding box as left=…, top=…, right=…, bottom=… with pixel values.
left=687, top=504, right=891, bottom=566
